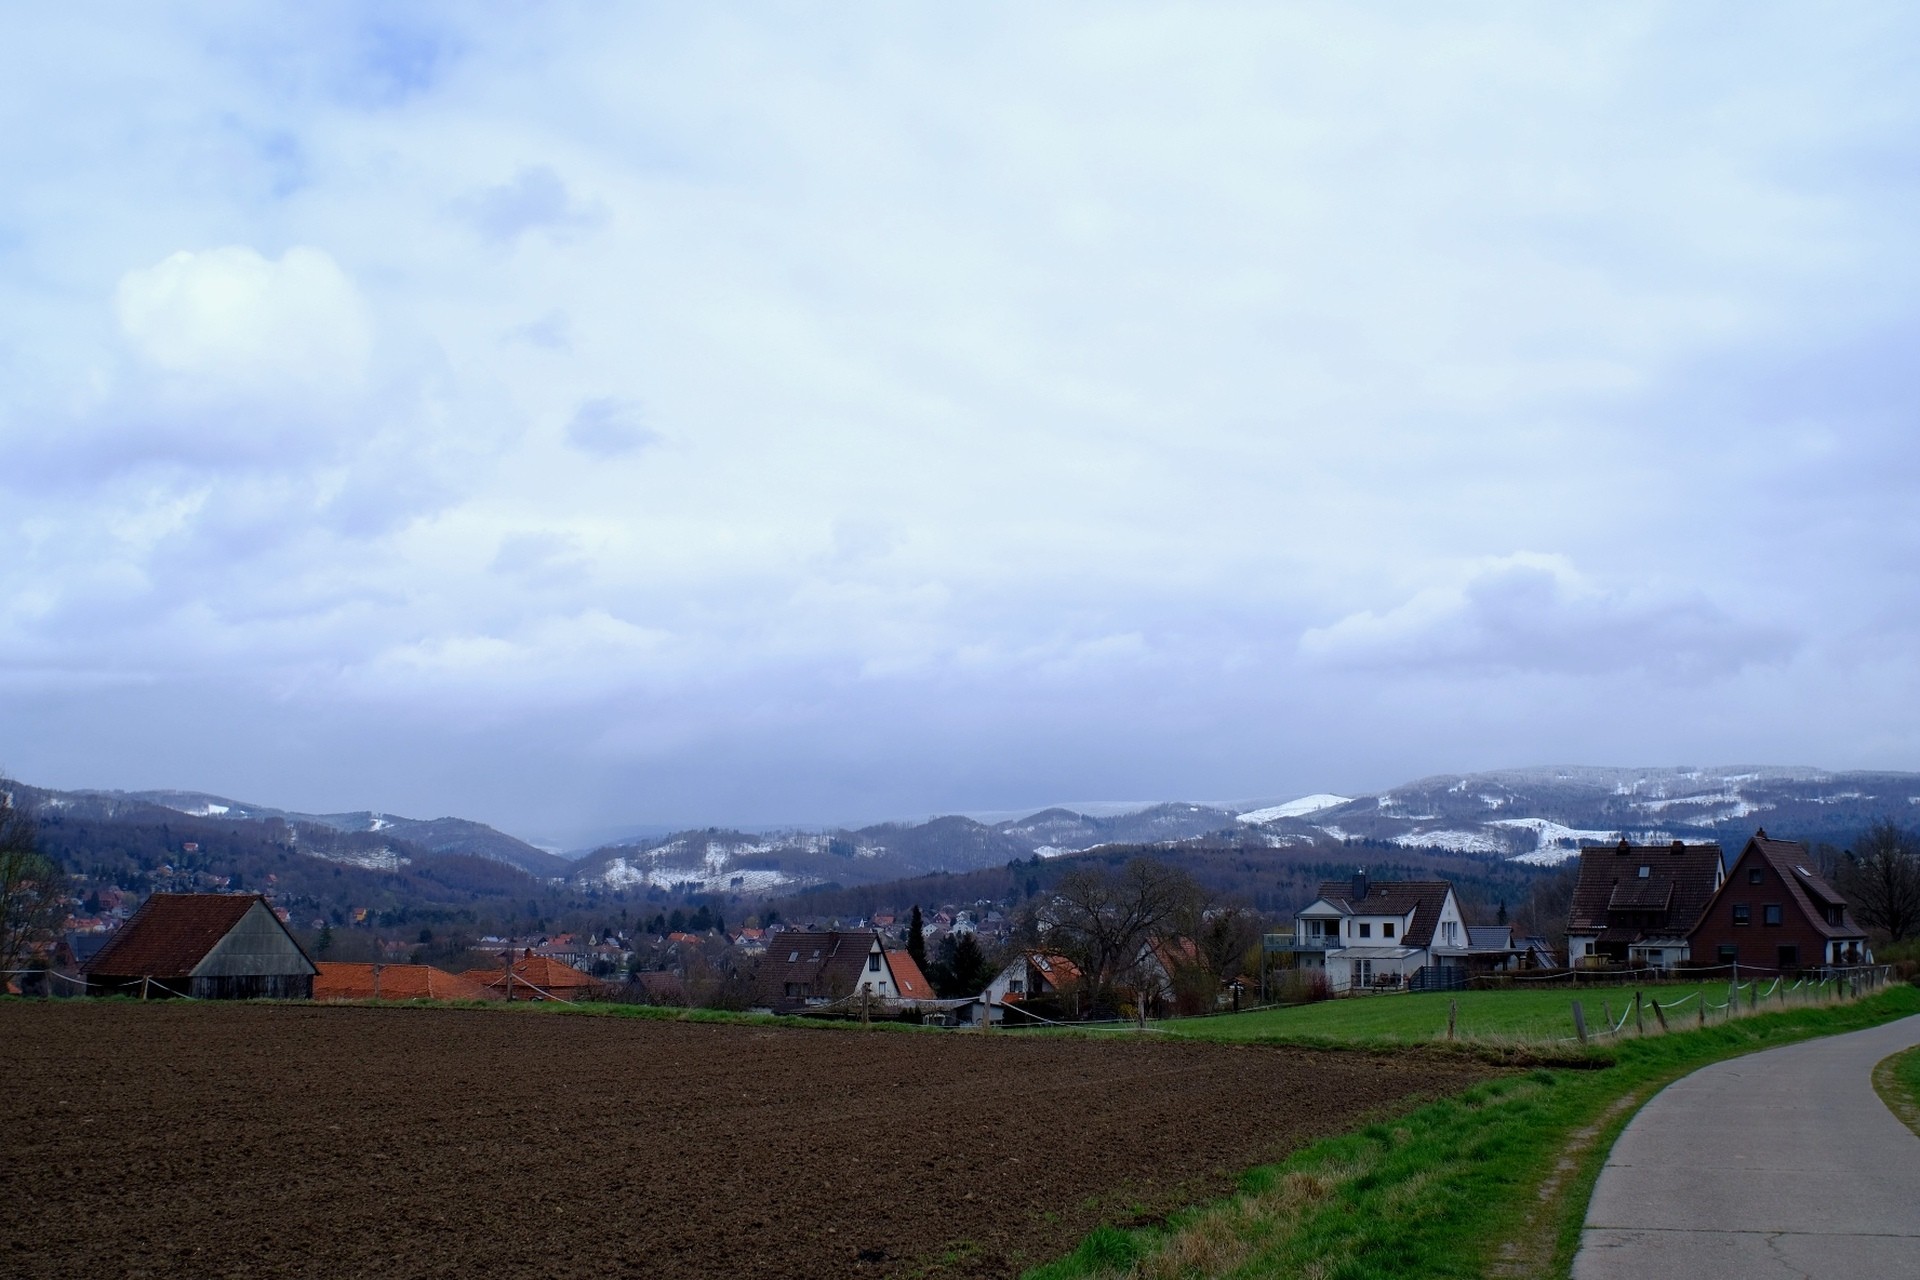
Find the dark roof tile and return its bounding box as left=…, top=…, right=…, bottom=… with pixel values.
left=84, top=894, right=262, bottom=979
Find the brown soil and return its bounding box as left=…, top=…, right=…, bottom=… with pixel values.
left=0, top=1002, right=1488, bottom=1278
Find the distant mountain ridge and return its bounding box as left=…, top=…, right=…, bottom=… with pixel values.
left=29, top=787, right=568, bottom=877
left=16, top=766, right=1916, bottom=903
left=564, top=766, right=1919, bottom=895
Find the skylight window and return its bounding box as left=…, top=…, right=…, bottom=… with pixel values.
left=1637, top=865, right=1651, bottom=878
left=788, top=951, right=799, bottom=962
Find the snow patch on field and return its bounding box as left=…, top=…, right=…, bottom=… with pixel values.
left=1236, top=794, right=1351, bottom=824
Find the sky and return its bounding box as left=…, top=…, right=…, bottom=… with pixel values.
left=3, top=4, right=1919, bottom=847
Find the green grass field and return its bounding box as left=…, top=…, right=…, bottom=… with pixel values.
left=1161, top=977, right=1847, bottom=1046
left=1872, top=1041, right=1920, bottom=1139
left=1033, top=981, right=1920, bottom=1280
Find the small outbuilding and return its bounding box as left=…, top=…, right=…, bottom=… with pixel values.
left=83, top=893, right=318, bottom=999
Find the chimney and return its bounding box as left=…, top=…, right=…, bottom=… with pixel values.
left=1351, top=870, right=1369, bottom=902
left=1672, top=840, right=1686, bottom=855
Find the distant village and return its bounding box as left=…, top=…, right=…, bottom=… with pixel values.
left=12, top=831, right=1883, bottom=1022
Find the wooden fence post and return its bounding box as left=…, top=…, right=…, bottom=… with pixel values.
left=1447, top=999, right=1457, bottom=1041
left=1633, top=991, right=1644, bottom=1035
left=1696, top=998, right=1705, bottom=1029
left=1603, top=1000, right=1613, bottom=1034
left=1572, top=1000, right=1587, bottom=1045
left=1651, top=996, right=1668, bottom=1032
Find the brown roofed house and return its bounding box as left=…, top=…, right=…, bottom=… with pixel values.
left=753, top=929, right=926, bottom=1013
left=83, top=893, right=318, bottom=999
left=1566, top=840, right=1725, bottom=970
left=1688, top=831, right=1873, bottom=972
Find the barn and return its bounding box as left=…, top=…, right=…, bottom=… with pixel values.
left=83, top=893, right=319, bottom=999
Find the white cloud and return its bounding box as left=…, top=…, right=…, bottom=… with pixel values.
left=115, top=246, right=371, bottom=394
left=2, top=6, right=1919, bottom=835
left=1299, top=554, right=1796, bottom=680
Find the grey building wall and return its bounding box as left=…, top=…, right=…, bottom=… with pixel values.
left=190, top=901, right=319, bottom=979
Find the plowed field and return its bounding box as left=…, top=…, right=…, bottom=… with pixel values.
left=0, top=1002, right=1488, bottom=1278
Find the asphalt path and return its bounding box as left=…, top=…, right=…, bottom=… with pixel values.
left=1572, top=1011, right=1920, bottom=1280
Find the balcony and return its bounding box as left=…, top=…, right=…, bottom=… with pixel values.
left=1264, top=932, right=1338, bottom=952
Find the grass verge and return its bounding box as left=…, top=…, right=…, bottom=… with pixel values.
left=1027, top=984, right=1920, bottom=1280
left=1871, top=1042, right=1920, bottom=1139
left=1156, top=978, right=1843, bottom=1046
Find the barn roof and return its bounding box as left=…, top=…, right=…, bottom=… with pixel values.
left=84, top=894, right=262, bottom=979
left=313, top=963, right=493, bottom=1002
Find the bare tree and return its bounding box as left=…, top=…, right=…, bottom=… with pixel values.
left=1038, top=858, right=1200, bottom=1016
left=1839, top=819, right=1920, bottom=943
left=1, top=784, right=66, bottom=976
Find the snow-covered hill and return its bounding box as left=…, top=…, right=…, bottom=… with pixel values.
left=1230, top=767, right=1920, bottom=865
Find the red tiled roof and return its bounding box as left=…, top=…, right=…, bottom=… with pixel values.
left=313, top=962, right=493, bottom=1002
left=84, top=894, right=268, bottom=979
left=463, top=955, right=602, bottom=995
left=885, top=950, right=936, bottom=1000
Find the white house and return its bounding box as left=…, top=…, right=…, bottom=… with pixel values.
left=1282, top=873, right=1505, bottom=993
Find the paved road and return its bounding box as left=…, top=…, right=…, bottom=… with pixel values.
left=1573, top=1011, right=1920, bottom=1280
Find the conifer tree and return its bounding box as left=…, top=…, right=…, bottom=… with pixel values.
left=907, top=904, right=927, bottom=970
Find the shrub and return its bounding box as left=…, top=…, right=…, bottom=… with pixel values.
left=1275, top=968, right=1331, bottom=1005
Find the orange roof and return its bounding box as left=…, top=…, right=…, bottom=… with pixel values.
left=464, top=954, right=603, bottom=996
left=885, top=950, right=936, bottom=1001
left=314, top=962, right=493, bottom=1002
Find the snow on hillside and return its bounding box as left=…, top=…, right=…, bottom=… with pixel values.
left=1493, top=818, right=1626, bottom=866
left=1235, top=794, right=1352, bottom=824
left=597, top=855, right=795, bottom=894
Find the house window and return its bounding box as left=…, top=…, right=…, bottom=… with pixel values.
left=867, top=952, right=881, bottom=972
left=1647, top=949, right=1663, bottom=962
left=1637, top=865, right=1651, bottom=879
left=1354, top=958, right=1373, bottom=986
left=1763, top=905, right=1783, bottom=926
left=1748, top=868, right=1763, bottom=885
left=1732, top=904, right=1751, bottom=926
left=1777, top=945, right=1798, bottom=968
left=1383, top=922, right=1395, bottom=939
left=1717, top=944, right=1737, bottom=963
left=1008, top=979, right=1024, bottom=994
left=1358, top=922, right=1371, bottom=938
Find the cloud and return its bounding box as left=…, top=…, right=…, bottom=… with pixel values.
left=565, top=397, right=659, bottom=457
left=460, top=165, right=605, bottom=244
left=1299, top=554, right=1797, bottom=681
left=114, top=246, right=370, bottom=394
